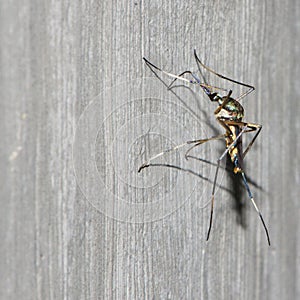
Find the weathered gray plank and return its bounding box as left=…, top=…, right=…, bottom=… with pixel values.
left=1, top=0, right=299, bottom=299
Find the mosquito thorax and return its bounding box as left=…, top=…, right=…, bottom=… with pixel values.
left=217, top=97, right=244, bottom=120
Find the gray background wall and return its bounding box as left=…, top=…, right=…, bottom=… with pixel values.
left=1, top=1, right=299, bottom=299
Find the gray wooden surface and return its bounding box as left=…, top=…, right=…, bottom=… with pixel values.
left=1, top=1, right=299, bottom=299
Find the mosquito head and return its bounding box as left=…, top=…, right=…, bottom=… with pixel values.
left=200, top=84, right=222, bottom=102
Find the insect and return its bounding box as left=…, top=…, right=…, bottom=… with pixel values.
left=138, top=50, right=271, bottom=246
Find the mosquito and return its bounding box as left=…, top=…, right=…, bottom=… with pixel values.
left=138, top=50, right=271, bottom=246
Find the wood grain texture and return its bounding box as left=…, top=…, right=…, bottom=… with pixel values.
left=1, top=0, right=299, bottom=299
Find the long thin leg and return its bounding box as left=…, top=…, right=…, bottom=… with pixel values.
left=168, top=70, right=228, bottom=93
left=185, top=134, right=226, bottom=159
left=220, top=120, right=270, bottom=245
left=223, top=120, right=262, bottom=159
left=168, top=70, right=200, bottom=88
left=206, top=126, right=248, bottom=241
left=193, top=50, right=255, bottom=101
left=138, top=134, right=225, bottom=173
left=214, top=90, right=233, bottom=114
left=138, top=141, right=189, bottom=173
left=240, top=171, right=271, bottom=245
left=143, top=57, right=198, bottom=85
left=143, top=57, right=228, bottom=93
left=242, top=124, right=262, bottom=158
left=206, top=158, right=220, bottom=240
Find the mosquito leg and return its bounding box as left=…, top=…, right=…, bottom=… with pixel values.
left=207, top=157, right=220, bottom=240
left=168, top=70, right=200, bottom=89
left=236, top=88, right=255, bottom=101
left=168, top=72, right=228, bottom=92
left=206, top=126, right=247, bottom=241
left=138, top=138, right=207, bottom=173
left=185, top=134, right=226, bottom=159
left=224, top=120, right=262, bottom=159
left=138, top=134, right=226, bottom=173
left=193, top=49, right=255, bottom=89
left=138, top=141, right=189, bottom=173
left=143, top=57, right=228, bottom=94
left=143, top=57, right=198, bottom=85
left=166, top=71, right=229, bottom=95
left=242, top=123, right=262, bottom=158
left=193, top=49, right=255, bottom=101
left=240, top=171, right=271, bottom=245
left=214, top=90, right=233, bottom=115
